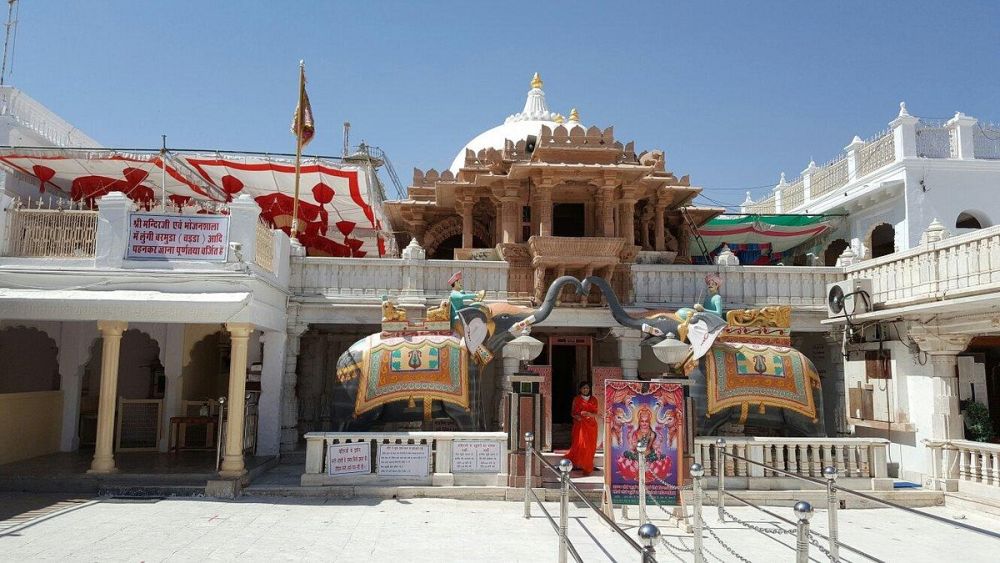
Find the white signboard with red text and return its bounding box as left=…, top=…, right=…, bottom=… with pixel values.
left=127, top=214, right=229, bottom=261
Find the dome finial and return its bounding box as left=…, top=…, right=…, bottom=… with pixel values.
left=554, top=114, right=564, bottom=124
left=569, top=108, right=580, bottom=122
left=531, top=72, right=543, bottom=90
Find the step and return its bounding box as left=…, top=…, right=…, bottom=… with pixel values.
left=98, top=485, right=207, bottom=498
left=945, top=491, right=1000, bottom=517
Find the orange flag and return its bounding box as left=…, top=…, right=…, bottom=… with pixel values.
left=290, top=68, right=315, bottom=147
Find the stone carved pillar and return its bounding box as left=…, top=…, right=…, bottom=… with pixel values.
left=219, top=322, right=254, bottom=478
left=597, top=184, right=616, bottom=237
left=280, top=321, right=309, bottom=452
left=611, top=327, right=642, bottom=380
left=457, top=197, right=475, bottom=249
left=909, top=327, right=972, bottom=491
left=533, top=187, right=553, bottom=238
left=618, top=186, right=638, bottom=245
left=653, top=202, right=667, bottom=251
left=88, top=320, right=127, bottom=474
left=500, top=198, right=520, bottom=244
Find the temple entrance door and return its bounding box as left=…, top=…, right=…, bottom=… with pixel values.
left=549, top=336, right=592, bottom=449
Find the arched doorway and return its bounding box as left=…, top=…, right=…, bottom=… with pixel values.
left=956, top=211, right=991, bottom=230
left=429, top=234, right=489, bottom=260
left=0, top=326, right=59, bottom=393
left=80, top=330, right=162, bottom=448
left=869, top=224, right=895, bottom=259
left=823, top=239, right=850, bottom=267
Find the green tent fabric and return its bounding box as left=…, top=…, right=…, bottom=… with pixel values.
left=692, top=214, right=837, bottom=255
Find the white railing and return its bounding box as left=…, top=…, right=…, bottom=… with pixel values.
left=631, top=265, right=844, bottom=309
left=746, top=196, right=776, bottom=214
left=254, top=220, right=275, bottom=272
left=915, top=120, right=952, bottom=158
left=847, top=224, right=1000, bottom=307
left=974, top=124, right=1000, bottom=160
left=302, top=431, right=508, bottom=487
left=925, top=439, right=1000, bottom=495
left=292, top=257, right=510, bottom=300
left=857, top=132, right=896, bottom=177
left=809, top=157, right=849, bottom=199
left=0, top=86, right=102, bottom=148
left=694, top=437, right=891, bottom=490
left=3, top=205, right=98, bottom=257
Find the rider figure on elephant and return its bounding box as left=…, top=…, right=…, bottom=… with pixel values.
left=448, top=271, right=485, bottom=332
left=677, top=273, right=724, bottom=321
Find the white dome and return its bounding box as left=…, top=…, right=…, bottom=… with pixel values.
left=448, top=74, right=571, bottom=174
left=449, top=119, right=561, bottom=174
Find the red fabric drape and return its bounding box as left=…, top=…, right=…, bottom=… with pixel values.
left=564, top=395, right=599, bottom=474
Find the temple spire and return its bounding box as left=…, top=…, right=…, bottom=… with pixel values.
left=531, top=72, right=543, bottom=90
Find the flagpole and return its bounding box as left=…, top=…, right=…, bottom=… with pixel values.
left=291, top=60, right=306, bottom=239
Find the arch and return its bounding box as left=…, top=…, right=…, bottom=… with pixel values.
left=956, top=210, right=991, bottom=230
left=422, top=215, right=492, bottom=259
left=823, top=239, right=850, bottom=267
left=81, top=329, right=162, bottom=403
left=180, top=329, right=230, bottom=403
left=866, top=223, right=895, bottom=259
left=0, top=326, right=60, bottom=393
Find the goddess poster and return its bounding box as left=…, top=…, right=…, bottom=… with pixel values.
left=604, top=380, right=684, bottom=506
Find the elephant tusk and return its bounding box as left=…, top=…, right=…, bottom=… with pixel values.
left=641, top=323, right=665, bottom=337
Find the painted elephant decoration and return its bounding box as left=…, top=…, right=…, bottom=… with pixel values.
left=584, top=276, right=825, bottom=437
left=330, top=276, right=586, bottom=431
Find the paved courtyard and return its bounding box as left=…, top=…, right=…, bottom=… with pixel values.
left=1, top=493, right=998, bottom=562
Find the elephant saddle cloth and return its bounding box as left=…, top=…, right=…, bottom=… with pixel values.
left=703, top=343, right=819, bottom=422
left=355, top=334, right=469, bottom=416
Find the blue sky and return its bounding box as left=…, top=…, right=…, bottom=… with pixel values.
left=10, top=1, right=1000, bottom=206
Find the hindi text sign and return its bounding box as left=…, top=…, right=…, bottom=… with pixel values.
left=452, top=440, right=502, bottom=473
left=327, top=442, right=371, bottom=476
left=377, top=444, right=430, bottom=477
left=126, top=213, right=230, bottom=261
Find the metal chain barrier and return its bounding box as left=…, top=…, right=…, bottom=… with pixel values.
left=720, top=507, right=797, bottom=536
left=700, top=517, right=755, bottom=563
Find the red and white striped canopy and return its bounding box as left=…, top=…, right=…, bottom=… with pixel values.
left=0, top=148, right=388, bottom=257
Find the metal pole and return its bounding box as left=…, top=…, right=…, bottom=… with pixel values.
left=638, top=522, right=660, bottom=563
left=824, top=465, right=840, bottom=562
left=559, top=459, right=572, bottom=563
left=160, top=134, right=167, bottom=212
left=524, top=432, right=534, bottom=519
left=691, top=462, right=705, bottom=563
left=215, top=396, right=226, bottom=472
left=794, top=500, right=814, bottom=563
left=716, top=437, right=726, bottom=522
left=637, top=438, right=649, bottom=523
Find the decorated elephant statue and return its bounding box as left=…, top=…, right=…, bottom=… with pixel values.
left=330, top=276, right=586, bottom=431
left=583, top=276, right=826, bottom=438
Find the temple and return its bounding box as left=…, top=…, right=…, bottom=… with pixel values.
left=385, top=74, right=722, bottom=302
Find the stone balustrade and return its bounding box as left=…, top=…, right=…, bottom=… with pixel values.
left=632, top=264, right=844, bottom=309
left=302, top=431, right=508, bottom=487
left=292, top=257, right=510, bottom=301
left=693, top=437, right=892, bottom=490
left=925, top=439, right=1000, bottom=498
left=847, top=223, right=1000, bottom=307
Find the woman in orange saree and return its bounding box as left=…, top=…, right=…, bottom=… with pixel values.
left=564, top=382, right=600, bottom=475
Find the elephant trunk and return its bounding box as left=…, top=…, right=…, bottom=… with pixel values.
left=582, top=276, right=645, bottom=330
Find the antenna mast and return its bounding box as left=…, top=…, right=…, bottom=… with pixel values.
left=342, top=121, right=351, bottom=157
left=0, top=0, right=17, bottom=86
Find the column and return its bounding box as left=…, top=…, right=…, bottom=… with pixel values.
left=593, top=187, right=613, bottom=237
left=458, top=197, right=475, bottom=249
left=280, top=322, right=309, bottom=452
left=258, top=329, right=287, bottom=456
left=611, top=327, right=642, bottom=380
left=533, top=188, right=553, bottom=237
left=501, top=198, right=520, bottom=243
left=88, top=320, right=127, bottom=474
left=910, top=328, right=972, bottom=491
left=499, top=354, right=520, bottom=429
left=890, top=102, right=919, bottom=160
left=618, top=188, right=637, bottom=245
left=946, top=112, right=978, bottom=160
left=653, top=203, right=666, bottom=251
left=219, top=322, right=254, bottom=478
left=159, top=324, right=185, bottom=452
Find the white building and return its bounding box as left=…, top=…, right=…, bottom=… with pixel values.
left=745, top=102, right=1000, bottom=267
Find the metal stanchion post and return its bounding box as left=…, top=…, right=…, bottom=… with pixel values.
left=794, top=500, right=814, bottom=563
left=523, top=432, right=534, bottom=519
left=690, top=462, right=705, bottom=563
left=559, top=459, right=572, bottom=563
left=824, top=465, right=840, bottom=562
left=715, top=437, right=726, bottom=522
left=637, top=438, right=649, bottom=524
left=638, top=522, right=660, bottom=563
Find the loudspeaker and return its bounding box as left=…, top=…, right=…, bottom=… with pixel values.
left=525, top=135, right=537, bottom=154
